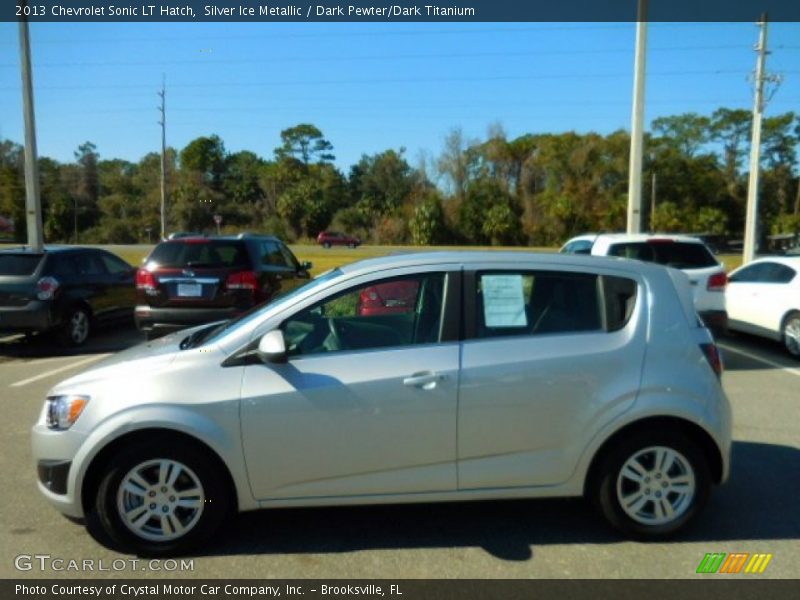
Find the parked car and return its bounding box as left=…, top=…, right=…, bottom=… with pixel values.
left=33, top=251, right=730, bottom=555
left=135, top=233, right=312, bottom=339
left=726, top=256, right=800, bottom=358
left=357, top=280, right=420, bottom=316
left=561, top=233, right=728, bottom=334
left=317, top=231, right=361, bottom=248
left=0, top=246, right=135, bottom=346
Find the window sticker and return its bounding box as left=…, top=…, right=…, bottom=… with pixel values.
left=482, top=274, right=527, bottom=328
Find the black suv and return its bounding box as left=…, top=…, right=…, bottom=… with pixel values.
left=135, top=234, right=312, bottom=338
left=0, top=246, right=136, bottom=346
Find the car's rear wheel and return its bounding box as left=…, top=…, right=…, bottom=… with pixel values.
left=592, top=431, right=711, bottom=539
left=58, top=306, right=91, bottom=346
left=348, top=242, right=356, bottom=249
left=91, top=440, right=230, bottom=556
left=781, top=311, right=800, bottom=359
left=322, top=242, right=331, bottom=249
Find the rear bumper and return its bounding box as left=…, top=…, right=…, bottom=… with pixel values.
left=0, top=301, right=56, bottom=333
left=698, top=309, right=728, bottom=335
left=135, top=305, right=240, bottom=333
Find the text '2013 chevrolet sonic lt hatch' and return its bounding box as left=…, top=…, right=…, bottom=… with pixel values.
left=32, top=252, right=731, bottom=555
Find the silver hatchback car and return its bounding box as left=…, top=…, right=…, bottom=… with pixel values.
left=32, top=252, right=731, bottom=555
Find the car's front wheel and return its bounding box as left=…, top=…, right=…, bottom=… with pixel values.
left=91, top=440, right=231, bottom=555
left=782, top=311, right=800, bottom=359
left=592, top=431, right=711, bottom=539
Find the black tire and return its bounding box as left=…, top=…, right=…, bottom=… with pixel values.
left=57, top=306, right=91, bottom=347
left=348, top=242, right=356, bottom=249
left=590, top=430, right=711, bottom=540
left=90, top=439, right=231, bottom=556
left=781, top=311, right=800, bottom=359
left=322, top=242, right=331, bottom=249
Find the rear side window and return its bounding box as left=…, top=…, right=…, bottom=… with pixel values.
left=600, top=275, right=638, bottom=332
left=0, top=254, right=43, bottom=276
left=608, top=242, right=716, bottom=269
left=147, top=241, right=249, bottom=268
left=475, top=271, right=602, bottom=338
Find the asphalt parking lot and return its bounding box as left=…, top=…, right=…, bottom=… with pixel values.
left=0, top=325, right=797, bottom=579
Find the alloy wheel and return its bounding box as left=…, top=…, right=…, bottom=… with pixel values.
left=615, top=446, right=696, bottom=526
left=116, top=459, right=205, bottom=542
left=784, top=315, right=800, bottom=357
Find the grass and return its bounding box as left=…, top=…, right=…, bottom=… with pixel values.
left=1, top=241, right=748, bottom=275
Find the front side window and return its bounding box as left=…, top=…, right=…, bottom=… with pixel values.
left=282, top=273, right=445, bottom=357
left=475, top=270, right=630, bottom=338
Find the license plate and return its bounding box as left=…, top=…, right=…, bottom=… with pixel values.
left=177, top=283, right=202, bottom=297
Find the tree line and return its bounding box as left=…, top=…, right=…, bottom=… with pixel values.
left=0, top=108, right=798, bottom=247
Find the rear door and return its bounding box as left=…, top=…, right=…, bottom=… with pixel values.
left=458, top=266, right=644, bottom=489
left=96, top=251, right=135, bottom=320
left=255, top=239, right=305, bottom=298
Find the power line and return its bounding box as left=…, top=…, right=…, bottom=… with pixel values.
left=1, top=68, right=779, bottom=93
left=2, top=44, right=787, bottom=69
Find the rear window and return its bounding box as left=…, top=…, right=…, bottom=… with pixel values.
left=0, top=253, right=43, bottom=276
left=147, top=240, right=249, bottom=269
left=608, top=241, right=717, bottom=269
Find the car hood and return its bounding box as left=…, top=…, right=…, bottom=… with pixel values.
left=47, top=327, right=203, bottom=393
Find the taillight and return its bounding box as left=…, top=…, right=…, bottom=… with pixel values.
left=700, top=343, right=723, bottom=378
left=359, top=287, right=382, bottom=307
left=36, top=276, right=60, bottom=300
left=226, top=271, right=258, bottom=292
left=135, top=268, right=156, bottom=290
left=707, top=271, right=727, bottom=292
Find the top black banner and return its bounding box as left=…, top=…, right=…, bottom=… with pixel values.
left=4, top=0, right=800, bottom=23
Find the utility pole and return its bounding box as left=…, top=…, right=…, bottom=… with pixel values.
left=650, top=171, right=657, bottom=232
left=18, top=12, right=44, bottom=251
left=626, top=0, right=648, bottom=234
left=158, top=76, right=167, bottom=241
left=743, top=14, right=769, bottom=264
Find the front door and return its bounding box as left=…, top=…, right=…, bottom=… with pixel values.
left=240, top=271, right=459, bottom=500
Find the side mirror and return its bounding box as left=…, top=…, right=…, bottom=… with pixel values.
left=257, top=330, right=287, bottom=364
left=300, top=261, right=313, bottom=271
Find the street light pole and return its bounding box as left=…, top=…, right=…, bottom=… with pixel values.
left=18, top=12, right=44, bottom=251
left=626, top=0, right=648, bottom=234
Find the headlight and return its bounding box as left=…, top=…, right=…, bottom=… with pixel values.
left=45, top=395, right=90, bottom=430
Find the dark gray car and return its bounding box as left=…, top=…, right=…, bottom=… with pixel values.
left=0, top=246, right=136, bottom=346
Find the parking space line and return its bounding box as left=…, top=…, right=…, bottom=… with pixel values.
left=0, top=355, right=81, bottom=368
left=8, top=354, right=110, bottom=388
left=718, top=342, right=800, bottom=378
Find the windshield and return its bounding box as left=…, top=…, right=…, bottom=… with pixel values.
left=184, top=268, right=344, bottom=348
left=147, top=240, right=249, bottom=269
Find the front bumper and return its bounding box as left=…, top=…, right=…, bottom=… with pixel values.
left=135, top=305, right=239, bottom=334
left=0, top=300, right=56, bottom=333
left=31, top=422, right=86, bottom=518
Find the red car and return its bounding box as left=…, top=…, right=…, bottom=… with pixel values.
left=357, top=280, right=420, bottom=316
left=317, top=231, right=361, bottom=249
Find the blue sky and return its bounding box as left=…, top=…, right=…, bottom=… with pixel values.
left=0, top=22, right=798, bottom=172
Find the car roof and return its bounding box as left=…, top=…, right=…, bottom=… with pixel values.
left=0, top=245, right=86, bottom=255
left=336, top=250, right=669, bottom=279
left=743, top=255, right=800, bottom=269
left=567, top=233, right=706, bottom=245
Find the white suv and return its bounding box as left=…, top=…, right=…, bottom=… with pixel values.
left=561, top=234, right=728, bottom=334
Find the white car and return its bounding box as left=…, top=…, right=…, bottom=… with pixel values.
left=726, top=256, right=800, bottom=358
left=561, top=234, right=728, bottom=334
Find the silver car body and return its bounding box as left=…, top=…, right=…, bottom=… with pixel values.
left=32, top=252, right=731, bottom=519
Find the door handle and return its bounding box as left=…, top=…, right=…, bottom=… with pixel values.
left=403, top=372, right=445, bottom=389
